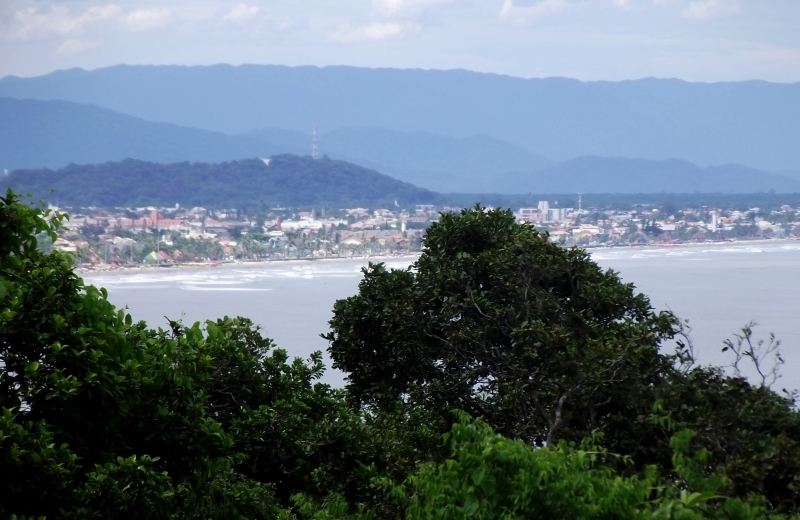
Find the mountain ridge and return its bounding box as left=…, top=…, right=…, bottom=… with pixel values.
left=0, top=97, right=549, bottom=192
left=498, top=157, right=800, bottom=194
left=2, top=64, right=799, bottom=171
left=3, top=96, right=799, bottom=197
left=0, top=97, right=274, bottom=168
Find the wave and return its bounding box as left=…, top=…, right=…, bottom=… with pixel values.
left=98, top=284, right=172, bottom=290
left=179, top=286, right=273, bottom=292
left=180, top=280, right=246, bottom=286
left=702, top=248, right=762, bottom=254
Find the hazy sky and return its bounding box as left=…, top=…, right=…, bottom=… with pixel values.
left=1, top=0, right=799, bottom=82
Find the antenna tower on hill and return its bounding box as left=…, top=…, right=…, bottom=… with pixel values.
left=312, top=125, right=319, bottom=160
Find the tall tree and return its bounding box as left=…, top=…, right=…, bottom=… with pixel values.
left=0, top=189, right=363, bottom=519
left=326, top=206, right=677, bottom=447
left=325, top=205, right=800, bottom=512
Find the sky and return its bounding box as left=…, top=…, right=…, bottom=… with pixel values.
left=1, top=0, right=799, bottom=82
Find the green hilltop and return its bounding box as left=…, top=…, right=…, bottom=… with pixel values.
left=2, top=154, right=442, bottom=208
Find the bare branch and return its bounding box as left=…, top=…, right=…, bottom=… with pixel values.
left=546, top=384, right=582, bottom=447
left=722, top=322, right=785, bottom=389
left=672, top=317, right=697, bottom=375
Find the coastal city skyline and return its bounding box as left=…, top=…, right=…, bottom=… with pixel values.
left=47, top=197, right=800, bottom=268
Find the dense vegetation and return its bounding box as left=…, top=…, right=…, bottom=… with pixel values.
left=3, top=189, right=800, bottom=519
left=2, top=155, right=441, bottom=209
left=6, top=152, right=800, bottom=213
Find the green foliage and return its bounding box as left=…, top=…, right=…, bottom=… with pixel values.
left=4, top=190, right=800, bottom=519
left=327, top=205, right=677, bottom=447
left=326, top=204, right=800, bottom=513
left=0, top=189, right=355, bottom=518
left=653, top=367, right=800, bottom=512
left=2, top=155, right=441, bottom=209
left=300, top=416, right=785, bottom=520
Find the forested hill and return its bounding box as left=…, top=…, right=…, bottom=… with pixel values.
left=0, top=97, right=548, bottom=192
left=2, top=155, right=441, bottom=208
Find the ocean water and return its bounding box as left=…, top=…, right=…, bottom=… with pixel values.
left=88, top=243, right=800, bottom=391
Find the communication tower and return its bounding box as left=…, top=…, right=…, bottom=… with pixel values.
left=312, top=125, right=319, bottom=160
left=578, top=193, right=582, bottom=213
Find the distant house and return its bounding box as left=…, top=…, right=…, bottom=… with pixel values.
left=143, top=250, right=171, bottom=263
left=52, top=238, right=77, bottom=253
left=118, top=210, right=189, bottom=231
left=572, top=225, right=602, bottom=236
left=517, top=208, right=542, bottom=223
left=572, top=230, right=595, bottom=241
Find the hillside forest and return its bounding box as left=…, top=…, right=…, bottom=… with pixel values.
left=3, top=188, right=800, bottom=519
left=3, top=155, right=440, bottom=209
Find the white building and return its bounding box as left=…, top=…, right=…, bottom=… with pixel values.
left=517, top=208, right=541, bottom=223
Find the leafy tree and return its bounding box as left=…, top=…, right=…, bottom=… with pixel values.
left=298, top=415, right=783, bottom=520
left=1, top=190, right=176, bottom=518
left=644, top=219, right=665, bottom=236
left=327, top=206, right=677, bottom=447
left=646, top=325, right=800, bottom=513
left=0, top=189, right=365, bottom=518
left=79, top=223, right=106, bottom=238
left=5, top=190, right=800, bottom=518
left=325, top=205, right=800, bottom=512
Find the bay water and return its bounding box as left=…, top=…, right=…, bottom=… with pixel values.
left=88, top=242, right=800, bottom=391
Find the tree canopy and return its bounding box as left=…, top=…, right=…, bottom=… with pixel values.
left=0, top=189, right=371, bottom=518
left=326, top=206, right=800, bottom=512
left=328, top=206, right=677, bottom=448
left=2, top=155, right=441, bottom=209
left=3, top=193, right=800, bottom=519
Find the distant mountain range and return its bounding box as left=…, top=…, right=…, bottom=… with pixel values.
left=0, top=97, right=548, bottom=192
left=0, top=97, right=268, bottom=169
left=1, top=64, right=799, bottom=172
left=497, top=157, right=800, bottom=194
left=3, top=96, right=799, bottom=194
left=1, top=155, right=441, bottom=208
left=290, top=127, right=551, bottom=192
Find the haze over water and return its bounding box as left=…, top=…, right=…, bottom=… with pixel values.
left=90, top=242, right=800, bottom=391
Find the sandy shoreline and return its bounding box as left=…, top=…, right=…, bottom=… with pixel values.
left=587, top=237, right=799, bottom=249
left=78, top=237, right=798, bottom=278
left=80, top=253, right=422, bottom=278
